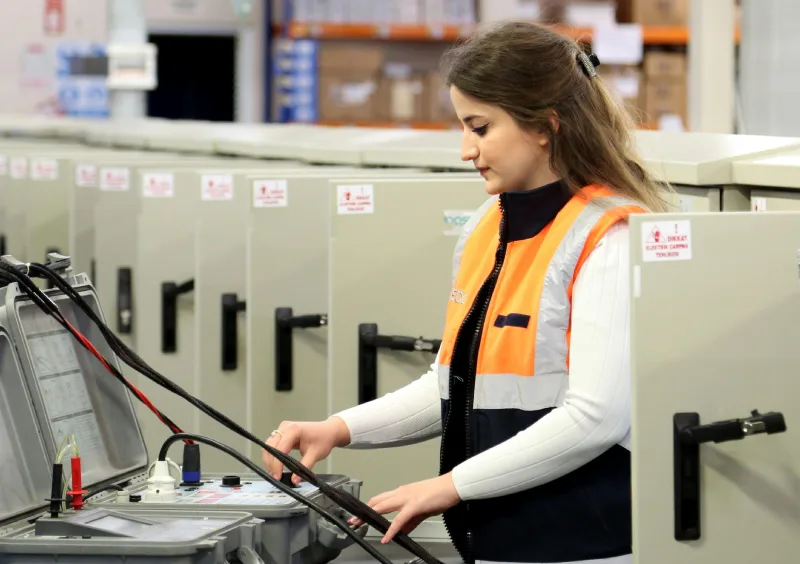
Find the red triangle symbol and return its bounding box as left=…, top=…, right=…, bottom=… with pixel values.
left=648, top=226, right=661, bottom=243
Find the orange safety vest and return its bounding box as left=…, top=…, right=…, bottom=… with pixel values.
left=437, top=184, right=646, bottom=406
left=436, top=183, right=647, bottom=564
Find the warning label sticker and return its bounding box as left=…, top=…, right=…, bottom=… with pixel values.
left=99, top=168, right=130, bottom=191
left=142, top=173, right=175, bottom=198
left=10, top=157, right=28, bottom=179
left=642, top=220, right=692, bottom=262
left=201, top=174, right=234, bottom=201
left=751, top=197, right=767, bottom=212
left=253, top=179, right=288, bottom=208
left=337, top=184, right=374, bottom=215
left=31, top=158, right=59, bottom=181
left=75, top=164, right=97, bottom=187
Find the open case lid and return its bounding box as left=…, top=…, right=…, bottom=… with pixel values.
left=0, top=271, right=148, bottom=524
left=0, top=328, right=53, bottom=524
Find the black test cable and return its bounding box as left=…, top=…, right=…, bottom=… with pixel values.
left=0, top=266, right=186, bottom=439
left=16, top=262, right=444, bottom=564
left=157, top=433, right=400, bottom=564
left=0, top=265, right=397, bottom=564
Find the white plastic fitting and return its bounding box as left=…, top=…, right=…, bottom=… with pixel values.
left=114, top=490, right=130, bottom=504
left=142, top=460, right=177, bottom=503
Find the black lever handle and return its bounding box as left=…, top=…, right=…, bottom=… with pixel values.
left=673, top=409, right=787, bottom=542
left=117, top=267, right=133, bottom=334
left=161, top=279, right=194, bottom=353
left=275, top=307, right=327, bottom=391
left=357, top=323, right=441, bottom=404
left=222, top=293, right=247, bottom=371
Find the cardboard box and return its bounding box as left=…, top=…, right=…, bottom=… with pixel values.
left=644, top=76, right=687, bottom=128
left=600, top=65, right=645, bottom=123
left=626, top=0, right=688, bottom=26
left=423, top=71, right=458, bottom=123
left=317, top=45, right=383, bottom=122
left=644, top=51, right=687, bottom=78
left=377, top=63, right=427, bottom=122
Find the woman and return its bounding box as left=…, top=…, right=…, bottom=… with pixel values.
left=263, top=20, right=669, bottom=564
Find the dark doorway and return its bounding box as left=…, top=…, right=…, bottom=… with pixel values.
left=147, top=34, right=236, bottom=122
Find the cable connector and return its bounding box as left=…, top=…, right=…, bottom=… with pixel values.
left=180, top=443, right=202, bottom=486
left=142, top=460, right=177, bottom=503
left=67, top=457, right=88, bottom=510
left=46, top=463, right=65, bottom=518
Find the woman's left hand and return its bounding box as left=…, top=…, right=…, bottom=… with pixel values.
left=348, top=473, right=462, bottom=544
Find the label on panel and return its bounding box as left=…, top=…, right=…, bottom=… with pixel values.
left=443, top=210, right=474, bottom=236
left=641, top=220, right=692, bottom=262
left=31, top=158, right=59, bottom=181
left=253, top=179, right=288, bottom=208
left=751, top=197, right=767, bottom=212
left=99, top=167, right=130, bottom=191
left=142, top=173, right=175, bottom=198
left=0, top=155, right=7, bottom=176
left=677, top=196, right=692, bottom=213
left=201, top=174, right=234, bottom=201
left=10, top=157, right=27, bottom=179
left=337, top=184, right=374, bottom=214
left=75, top=164, right=97, bottom=187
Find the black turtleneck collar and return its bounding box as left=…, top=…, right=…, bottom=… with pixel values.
left=499, top=180, right=572, bottom=242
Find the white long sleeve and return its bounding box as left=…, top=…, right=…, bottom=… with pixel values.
left=452, top=222, right=632, bottom=500
left=333, top=360, right=442, bottom=448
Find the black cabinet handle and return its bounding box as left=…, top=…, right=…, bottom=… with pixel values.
left=90, top=258, right=96, bottom=287
left=0, top=234, right=6, bottom=256
left=117, top=267, right=133, bottom=334
left=222, top=293, right=247, bottom=371
left=275, top=307, right=327, bottom=392
left=357, top=323, right=441, bottom=404
left=673, top=409, right=787, bottom=541
left=161, top=279, right=194, bottom=353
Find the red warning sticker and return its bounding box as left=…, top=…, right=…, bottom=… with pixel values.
left=642, top=220, right=691, bottom=262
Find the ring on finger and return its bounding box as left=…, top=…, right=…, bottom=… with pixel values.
left=270, top=429, right=284, bottom=440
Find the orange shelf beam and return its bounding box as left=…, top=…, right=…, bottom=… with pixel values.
left=277, top=22, right=740, bottom=45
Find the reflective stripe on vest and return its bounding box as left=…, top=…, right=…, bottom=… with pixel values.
left=436, top=185, right=647, bottom=409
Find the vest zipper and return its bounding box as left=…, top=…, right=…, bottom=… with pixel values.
left=441, top=195, right=509, bottom=564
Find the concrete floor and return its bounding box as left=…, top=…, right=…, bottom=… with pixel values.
left=332, top=540, right=463, bottom=563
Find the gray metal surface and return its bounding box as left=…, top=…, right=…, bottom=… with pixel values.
left=133, top=165, right=308, bottom=467
left=327, top=176, right=487, bottom=501
left=196, top=167, right=357, bottom=465
left=90, top=474, right=365, bottom=564
left=739, top=0, right=800, bottom=137
left=0, top=507, right=259, bottom=563
left=247, top=170, right=466, bottom=454
left=629, top=211, right=800, bottom=563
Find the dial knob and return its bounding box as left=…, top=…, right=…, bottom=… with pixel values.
left=222, top=475, right=241, bottom=487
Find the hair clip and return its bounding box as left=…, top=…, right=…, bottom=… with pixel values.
left=577, top=52, right=600, bottom=79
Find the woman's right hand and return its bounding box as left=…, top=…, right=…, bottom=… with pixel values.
left=262, top=417, right=351, bottom=485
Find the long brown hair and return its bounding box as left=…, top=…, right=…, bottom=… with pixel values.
left=441, top=20, right=670, bottom=212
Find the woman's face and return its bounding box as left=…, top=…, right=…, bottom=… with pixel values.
left=450, top=86, right=556, bottom=195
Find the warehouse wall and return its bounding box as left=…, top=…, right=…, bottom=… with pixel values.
left=0, top=0, right=108, bottom=116
left=0, top=0, right=265, bottom=122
